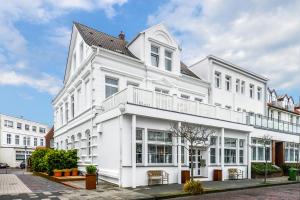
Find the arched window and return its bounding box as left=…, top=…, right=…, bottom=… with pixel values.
left=85, top=130, right=91, bottom=158
left=65, top=139, right=68, bottom=150
left=71, top=135, right=75, bottom=149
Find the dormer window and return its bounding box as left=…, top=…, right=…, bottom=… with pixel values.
left=151, top=45, right=159, bottom=67
left=165, top=50, right=172, bottom=71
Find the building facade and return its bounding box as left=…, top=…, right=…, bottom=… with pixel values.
left=0, top=114, right=49, bottom=167
left=53, top=22, right=300, bottom=187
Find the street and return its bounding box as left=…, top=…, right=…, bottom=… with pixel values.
left=175, top=183, right=300, bottom=200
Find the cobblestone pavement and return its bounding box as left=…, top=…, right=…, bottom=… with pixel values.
left=0, top=174, right=31, bottom=195
left=175, top=183, right=300, bottom=200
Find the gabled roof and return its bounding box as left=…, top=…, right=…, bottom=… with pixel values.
left=180, top=62, right=200, bottom=79
left=74, top=22, right=137, bottom=59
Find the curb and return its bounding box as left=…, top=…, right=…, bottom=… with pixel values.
left=145, top=181, right=300, bottom=200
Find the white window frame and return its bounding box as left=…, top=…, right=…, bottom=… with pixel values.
left=105, top=76, right=119, bottom=98
left=249, top=84, right=254, bottom=99
left=214, top=71, right=221, bottom=88
left=151, top=45, right=159, bottom=67
left=164, top=50, right=172, bottom=71
left=225, top=75, right=231, bottom=91
left=236, top=79, right=240, bottom=93
left=257, top=87, right=262, bottom=101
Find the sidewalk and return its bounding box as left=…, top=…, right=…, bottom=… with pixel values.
left=132, top=176, right=300, bottom=198
left=0, top=174, right=31, bottom=195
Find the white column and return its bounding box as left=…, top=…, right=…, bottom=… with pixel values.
left=144, top=128, right=148, bottom=166
left=177, top=122, right=182, bottom=184
left=247, top=133, right=252, bottom=179
left=221, top=128, right=225, bottom=181
left=131, top=115, right=137, bottom=188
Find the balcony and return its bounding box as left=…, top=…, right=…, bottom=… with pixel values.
left=102, top=86, right=300, bottom=135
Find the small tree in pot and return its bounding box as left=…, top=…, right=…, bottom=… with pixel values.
left=86, top=165, right=97, bottom=189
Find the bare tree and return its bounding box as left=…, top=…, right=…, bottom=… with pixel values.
left=170, top=122, right=215, bottom=181
left=261, top=135, right=272, bottom=183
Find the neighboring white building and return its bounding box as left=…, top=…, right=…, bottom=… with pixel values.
left=53, top=22, right=300, bottom=188
left=0, top=114, right=49, bottom=167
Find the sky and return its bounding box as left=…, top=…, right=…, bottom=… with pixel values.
left=0, top=0, right=300, bottom=126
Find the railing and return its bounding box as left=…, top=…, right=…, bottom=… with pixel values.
left=101, top=86, right=300, bottom=135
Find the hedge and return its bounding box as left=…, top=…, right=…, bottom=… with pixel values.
left=30, top=148, right=78, bottom=176
left=281, top=163, right=300, bottom=175
left=251, top=162, right=282, bottom=175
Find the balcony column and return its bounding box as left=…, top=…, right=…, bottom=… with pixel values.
left=131, top=115, right=136, bottom=188
left=221, top=128, right=225, bottom=181
left=177, top=122, right=182, bottom=184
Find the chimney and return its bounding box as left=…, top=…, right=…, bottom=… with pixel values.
left=118, top=31, right=125, bottom=40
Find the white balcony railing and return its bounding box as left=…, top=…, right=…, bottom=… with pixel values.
left=101, top=86, right=300, bottom=135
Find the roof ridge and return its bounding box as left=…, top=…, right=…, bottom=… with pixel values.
left=73, top=21, right=128, bottom=43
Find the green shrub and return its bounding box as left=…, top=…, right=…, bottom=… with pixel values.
left=31, top=148, right=50, bottom=172
left=183, top=180, right=203, bottom=195
left=45, top=150, right=66, bottom=175
left=281, top=163, right=300, bottom=175
left=64, top=149, right=78, bottom=169
left=251, top=163, right=281, bottom=175
left=86, top=165, right=97, bottom=174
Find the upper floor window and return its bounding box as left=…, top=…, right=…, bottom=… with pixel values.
left=236, top=79, right=240, bottom=93
left=71, top=95, right=75, bottom=118
left=225, top=75, right=231, bottom=91
left=34, top=138, right=37, bottom=146
left=127, top=81, right=139, bottom=87
left=32, top=126, right=37, bottom=132
left=4, top=120, right=13, bottom=128
left=40, top=138, right=44, bottom=146
left=195, top=97, right=203, bottom=102
left=214, top=71, right=221, bottom=88
left=165, top=50, right=172, bottom=71
left=25, top=124, right=30, bottom=131
left=151, top=45, right=159, bottom=67
left=249, top=84, right=254, bottom=98
left=79, top=42, right=84, bottom=62
left=39, top=127, right=46, bottom=134
left=241, top=81, right=245, bottom=94
left=73, top=53, right=77, bottom=71
left=155, top=88, right=169, bottom=94
left=65, top=102, right=69, bottom=123
left=15, top=135, right=19, bottom=145
left=60, top=106, right=64, bottom=125
left=23, top=136, right=26, bottom=146
left=278, top=112, right=281, bottom=121
left=105, top=76, right=119, bottom=98
left=26, top=137, right=30, bottom=146
left=257, top=87, right=262, bottom=101
left=17, top=122, right=22, bottom=130
left=181, top=94, right=189, bottom=99
left=7, top=134, right=11, bottom=144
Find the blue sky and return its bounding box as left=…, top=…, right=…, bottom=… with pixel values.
left=0, top=0, right=300, bottom=126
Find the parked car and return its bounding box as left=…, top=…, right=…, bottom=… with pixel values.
left=0, top=163, right=9, bottom=168
left=20, top=161, right=25, bottom=169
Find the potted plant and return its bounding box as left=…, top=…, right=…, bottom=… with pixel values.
left=85, top=165, right=97, bottom=190
left=63, top=169, right=71, bottom=176
left=72, top=168, right=78, bottom=176
left=53, top=169, right=62, bottom=177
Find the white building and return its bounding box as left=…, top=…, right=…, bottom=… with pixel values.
left=0, top=113, right=49, bottom=167
left=53, top=22, right=300, bottom=187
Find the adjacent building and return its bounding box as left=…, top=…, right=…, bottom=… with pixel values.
left=52, top=22, right=300, bottom=187
left=0, top=113, right=49, bottom=167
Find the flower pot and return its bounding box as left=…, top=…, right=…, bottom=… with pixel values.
left=54, top=171, right=62, bottom=177
left=64, top=171, right=71, bottom=176
left=72, top=169, right=78, bottom=176
left=86, top=174, right=96, bottom=190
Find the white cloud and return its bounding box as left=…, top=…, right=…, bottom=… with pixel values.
left=49, top=27, right=72, bottom=48
left=148, top=0, right=300, bottom=92
left=0, top=70, right=62, bottom=95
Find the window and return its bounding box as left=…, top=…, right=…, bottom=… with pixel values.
left=239, top=150, right=244, bottom=164
left=26, top=137, right=30, bottom=146
left=151, top=45, right=159, bottom=67
left=65, top=102, right=69, bottom=123
left=225, top=149, right=236, bottom=164
left=285, top=142, right=300, bottom=162
left=210, top=137, right=217, bottom=145
left=25, top=124, right=30, bottom=131
left=17, top=123, right=22, bottom=129
left=60, top=106, right=64, bottom=125
left=32, top=126, right=37, bottom=132
left=71, top=95, right=75, bottom=118
left=195, top=98, right=203, bottom=102
left=251, top=137, right=271, bottom=161
left=236, top=79, right=240, bottom=93
left=181, top=94, right=189, bottom=99
left=15, top=135, right=19, bottom=145
left=73, top=53, right=77, bottom=70
left=34, top=138, right=37, bottom=146
left=249, top=84, right=254, bottom=98
left=155, top=88, right=169, bottom=94
left=225, top=138, right=237, bottom=148
left=79, top=42, right=84, bottom=62
left=7, top=134, right=11, bottom=144
left=278, top=112, right=281, bottom=121
left=148, top=130, right=173, bottom=164
left=77, top=87, right=82, bottom=113
left=84, top=79, right=90, bottom=108
left=136, top=129, right=143, bottom=164
left=225, top=75, right=231, bottom=91
left=127, top=81, right=139, bottom=87
left=257, top=87, right=262, bottom=101
left=214, top=71, right=221, bottom=88
left=4, top=120, right=13, bottom=128
left=210, top=148, right=216, bottom=164
left=105, top=77, right=119, bottom=98
left=40, top=138, right=44, bottom=146
left=241, top=81, right=245, bottom=94
left=165, top=50, right=172, bottom=71
left=23, top=137, right=26, bottom=146
left=39, top=127, right=45, bottom=134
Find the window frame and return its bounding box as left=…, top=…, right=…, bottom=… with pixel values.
left=105, top=76, right=119, bottom=98
left=164, top=49, right=172, bottom=71
left=151, top=45, right=160, bottom=67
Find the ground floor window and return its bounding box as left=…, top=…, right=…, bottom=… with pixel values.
left=251, top=137, right=271, bottom=162
left=148, top=144, right=172, bottom=164
left=224, top=149, right=236, bottom=164
left=16, top=150, right=32, bottom=161
left=210, top=148, right=216, bottom=164
left=285, top=142, right=300, bottom=162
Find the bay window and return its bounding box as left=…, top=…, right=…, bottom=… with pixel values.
left=224, top=138, right=237, bottom=164
left=148, top=130, right=172, bottom=164
left=251, top=138, right=271, bottom=162
left=105, top=76, right=119, bottom=98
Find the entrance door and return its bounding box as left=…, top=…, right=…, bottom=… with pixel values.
left=189, top=148, right=206, bottom=177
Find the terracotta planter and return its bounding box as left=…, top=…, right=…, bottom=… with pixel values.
left=72, top=169, right=78, bottom=176
left=86, top=174, right=96, bottom=190
left=64, top=171, right=71, bottom=176
left=54, top=171, right=62, bottom=177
